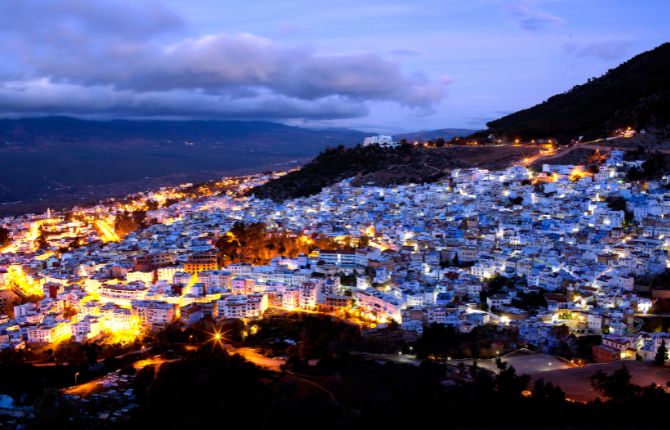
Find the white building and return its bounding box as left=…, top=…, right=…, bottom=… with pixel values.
left=131, top=300, right=178, bottom=330
left=362, top=135, right=398, bottom=148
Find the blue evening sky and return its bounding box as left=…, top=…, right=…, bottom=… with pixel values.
left=0, top=0, right=667, bottom=132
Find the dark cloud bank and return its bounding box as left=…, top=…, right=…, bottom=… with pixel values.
left=0, top=0, right=447, bottom=121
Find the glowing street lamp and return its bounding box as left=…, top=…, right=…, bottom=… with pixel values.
left=208, top=327, right=227, bottom=348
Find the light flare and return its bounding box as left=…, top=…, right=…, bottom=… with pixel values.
left=95, top=219, right=121, bottom=242
left=6, top=265, right=43, bottom=297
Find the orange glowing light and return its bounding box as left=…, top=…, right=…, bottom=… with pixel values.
left=207, top=327, right=229, bottom=347
left=94, top=219, right=120, bottom=242
left=569, top=166, right=592, bottom=181
left=298, top=235, right=314, bottom=246
left=6, top=265, right=43, bottom=297
left=101, top=313, right=142, bottom=345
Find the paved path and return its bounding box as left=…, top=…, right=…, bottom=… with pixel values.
left=519, top=141, right=670, bottom=168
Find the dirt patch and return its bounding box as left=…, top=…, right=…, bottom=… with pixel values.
left=527, top=360, right=670, bottom=402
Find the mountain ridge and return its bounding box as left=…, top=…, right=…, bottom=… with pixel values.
left=253, top=43, right=670, bottom=201
left=479, top=42, right=670, bottom=141
left=394, top=128, right=475, bottom=142
left=0, top=116, right=368, bottom=215
left=0, top=116, right=368, bottom=155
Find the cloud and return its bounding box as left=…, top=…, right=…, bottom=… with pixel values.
left=563, top=40, right=633, bottom=61
left=0, top=0, right=447, bottom=121
left=507, top=1, right=565, bottom=31
left=0, top=79, right=369, bottom=120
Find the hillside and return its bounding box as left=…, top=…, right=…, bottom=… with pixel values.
left=394, top=128, right=475, bottom=142
left=482, top=42, right=670, bottom=142
left=250, top=144, right=540, bottom=201
left=0, top=117, right=366, bottom=215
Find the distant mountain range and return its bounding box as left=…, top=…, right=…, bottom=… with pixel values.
left=0, top=116, right=483, bottom=215
left=394, top=128, right=475, bottom=142
left=0, top=116, right=367, bottom=155
left=0, top=117, right=367, bottom=215
left=481, top=42, right=670, bottom=141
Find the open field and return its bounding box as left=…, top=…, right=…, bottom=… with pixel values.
left=527, top=360, right=670, bottom=402
left=476, top=353, right=574, bottom=374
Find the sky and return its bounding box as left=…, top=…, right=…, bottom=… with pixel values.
left=0, top=0, right=667, bottom=133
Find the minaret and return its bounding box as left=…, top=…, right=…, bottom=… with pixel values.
left=46, top=207, right=52, bottom=219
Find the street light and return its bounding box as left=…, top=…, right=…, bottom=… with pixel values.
left=74, top=371, right=80, bottom=385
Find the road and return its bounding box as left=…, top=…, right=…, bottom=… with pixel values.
left=286, top=370, right=339, bottom=403
left=518, top=140, right=670, bottom=168
left=223, top=344, right=285, bottom=371
left=222, top=343, right=337, bottom=402
left=62, top=354, right=175, bottom=397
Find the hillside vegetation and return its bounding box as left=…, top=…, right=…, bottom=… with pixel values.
left=250, top=144, right=540, bottom=201
left=483, top=42, right=670, bottom=142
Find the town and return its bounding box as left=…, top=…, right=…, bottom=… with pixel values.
left=3, top=146, right=670, bottom=360
left=3, top=144, right=670, bottom=422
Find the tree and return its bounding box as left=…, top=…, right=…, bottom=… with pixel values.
left=495, top=363, right=530, bottom=399
left=36, top=225, right=49, bottom=250
left=532, top=379, right=565, bottom=403
left=63, top=305, right=78, bottom=320
left=654, top=339, right=668, bottom=366
left=509, top=196, right=523, bottom=205
left=0, top=226, right=10, bottom=247
left=114, top=210, right=147, bottom=236
left=590, top=365, right=639, bottom=400
left=434, top=137, right=446, bottom=147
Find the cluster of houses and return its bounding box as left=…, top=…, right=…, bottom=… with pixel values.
left=1, top=149, right=670, bottom=363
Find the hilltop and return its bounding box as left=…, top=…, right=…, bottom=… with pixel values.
left=481, top=42, right=670, bottom=142
left=254, top=44, right=670, bottom=202
left=250, top=144, right=540, bottom=201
